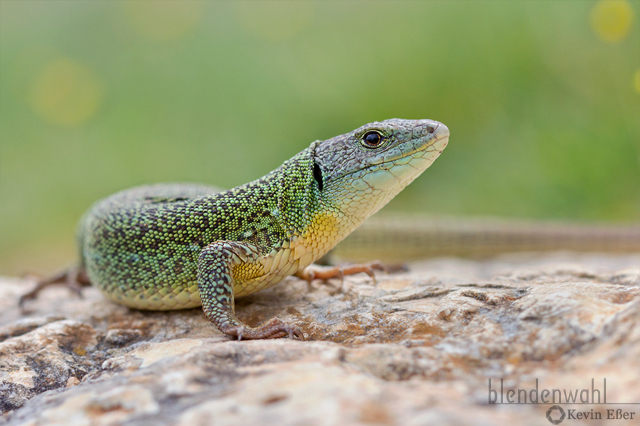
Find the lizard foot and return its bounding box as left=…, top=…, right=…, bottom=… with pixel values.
left=19, top=266, right=90, bottom=313
left=220, top=318, right=305, bottom=341
left=296, top=261, right=387, bottom=290
left=198, top=241, right=305, bottom=341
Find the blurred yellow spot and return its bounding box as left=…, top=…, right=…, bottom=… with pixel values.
left=73, top=346, right=87, bottom=356
left=29, top=58, right=103, bottom=127
left=124, top=2, right=202, bottom=40
left=634, top=69, right=640, bottom=94
left=590, top=0, right=634, bottom=42
left=235, top=2, right=315, bottom=42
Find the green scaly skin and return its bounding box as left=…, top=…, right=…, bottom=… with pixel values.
left=79, top=119, right=449, bottom=339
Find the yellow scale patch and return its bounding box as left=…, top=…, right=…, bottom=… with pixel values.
left=232, top=260, right=271, bottom=297
left=234, top=211, right=349, bottom=298
left=232, top=262, right=265, bottom=282
left=296, top=210, right=352, bottom=266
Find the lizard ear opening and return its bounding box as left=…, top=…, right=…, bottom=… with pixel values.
left=313, top=162, right=324, bottom=191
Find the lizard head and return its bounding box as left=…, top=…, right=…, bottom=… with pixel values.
left=312, top=118, right=449, bottom=218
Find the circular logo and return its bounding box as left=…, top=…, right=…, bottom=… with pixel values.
left=546, top=405, right=566, bottom=424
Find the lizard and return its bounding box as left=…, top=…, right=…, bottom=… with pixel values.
left=20, top=118, right=449, bottom=340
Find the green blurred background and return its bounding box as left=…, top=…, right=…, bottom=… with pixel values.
left=1, top=0, right=639, bottom=275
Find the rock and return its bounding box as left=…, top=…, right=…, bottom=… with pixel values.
left=1, top=253, right=639, bottom=425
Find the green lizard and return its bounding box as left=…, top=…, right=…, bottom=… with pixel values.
left=22, top=119, right=449, bottom=340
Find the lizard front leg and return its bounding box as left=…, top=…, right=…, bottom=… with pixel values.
left=197, top=241, right=304, bottom=340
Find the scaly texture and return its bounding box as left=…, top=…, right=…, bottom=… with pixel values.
left=79, top=119, right=449, bottom=338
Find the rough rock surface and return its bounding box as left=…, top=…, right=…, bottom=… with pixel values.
left=1, top=252, right=639, bottom=425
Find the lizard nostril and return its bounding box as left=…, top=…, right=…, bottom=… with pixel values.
left=426, top=124, right=437, bottom=134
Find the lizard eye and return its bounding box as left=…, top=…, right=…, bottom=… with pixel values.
left=362, top=131, right=383, bottom=148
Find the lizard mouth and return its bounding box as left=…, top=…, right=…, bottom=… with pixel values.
left=378, top=123, right=450, bottom=167
left=332, top=123, right=450, bottom=183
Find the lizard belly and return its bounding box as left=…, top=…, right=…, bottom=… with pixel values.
left=92, top=247, right=300, bottom=307
left=93, top=277, right=203, bottom=310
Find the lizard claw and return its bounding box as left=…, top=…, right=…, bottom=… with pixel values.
left=337, top=267, right=345, bottom=287
left=304, top=270, right=316, bottom=290
left=284, top=323, right=305, bottom=340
